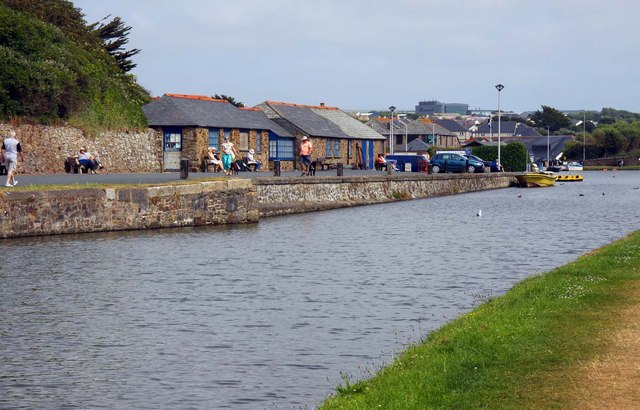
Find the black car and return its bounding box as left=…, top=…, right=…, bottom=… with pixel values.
left=429, top=153, right=486, bottom=173
left=466, top=154, right=492, bottom=171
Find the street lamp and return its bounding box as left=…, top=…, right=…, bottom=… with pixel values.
left=389, top=106, right=396, bottom=154
left=547, top=126, right=550, bottom=169
left=495, top=84, right=504, bottom=169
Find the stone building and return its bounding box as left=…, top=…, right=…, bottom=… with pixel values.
left=255, top=101, right=387, bottom=170
left=143, top=94, right=294, bottom=171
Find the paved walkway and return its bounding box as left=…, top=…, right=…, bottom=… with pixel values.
left=3, top=168, right=389, bottom=187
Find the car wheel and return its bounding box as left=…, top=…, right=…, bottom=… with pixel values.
left=467, top=165, right=475, bottom=173
left=431, top=165, right=440, bottom=174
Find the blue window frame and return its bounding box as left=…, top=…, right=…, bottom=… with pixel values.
left=269, top=133, right=294, bottom=160
left=347, top=140, right=352, bottom=158
left=163, top=127, right=182, bottom=151
left=208, top=128, right=220, bottom=150
left=326, top=138, right=332, bottom=157
left=333, top=139, right=340, bottom=157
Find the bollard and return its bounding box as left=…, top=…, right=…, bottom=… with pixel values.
left=180, top=159, right=189, bottom=179
left=464, top=159, right=469, bottom=173
left=273, top=160, right=281, bottom=177
left=387, top=161, right=393, bottom=175
left=337, top=163, right=343, bottom=176
left=444, top=160, right=448, bottom=173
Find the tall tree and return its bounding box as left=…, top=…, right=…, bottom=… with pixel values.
left=89, top=15, right=140, bottom=72
left=213, top=94, right=245, bottom=107
left=529, top=105, right=571, bottom=132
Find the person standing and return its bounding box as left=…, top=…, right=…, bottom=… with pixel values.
left=299, top=136, right=313, bottom=176
left=221, top=135, right=238, bottom=176
left=2, top=130, right=24, bottom=187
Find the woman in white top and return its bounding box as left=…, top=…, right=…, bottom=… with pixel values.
left=246, top=148, right=261, bottom=171
left=221, top=136, right=238, bottom=176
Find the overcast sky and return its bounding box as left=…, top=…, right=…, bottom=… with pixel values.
left=73, top=0, right=640, bottom=113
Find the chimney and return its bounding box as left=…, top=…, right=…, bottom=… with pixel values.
left=320, top=102, right=325, bottom=106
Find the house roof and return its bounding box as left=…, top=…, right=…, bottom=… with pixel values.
left=143, top=94, right=293, bottom=137
left=256, top=101, right=385, bottom=140
left=435, top=118, right=467, bottom=133
left=368, top=118, right=454, bottom=136
left=475, top=121, right=541, bottom=136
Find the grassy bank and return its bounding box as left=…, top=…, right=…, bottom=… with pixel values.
left=321, top=230, right=640, bottom=409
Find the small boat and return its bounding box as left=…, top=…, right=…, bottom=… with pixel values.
left=515, top=171, right=556, bottom=187
left=555, top=174, right=583, bottom=182
left=566, top=162, right=583, bottom=171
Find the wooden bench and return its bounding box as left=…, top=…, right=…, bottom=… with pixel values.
left=201, top=159, right=223, bottom=173
left=311, top=157, right=330, bottom=172
left=64, top=156, right=89, bottom=174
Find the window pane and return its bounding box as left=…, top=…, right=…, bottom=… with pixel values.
left=334, top=139, right=340, bottom=157
left=208, top=128, right=219, bottom=150
left=239, top=130, right=249, bottom=150
left=326, top=139, right=331, bottom=157
left=256, top=133, right=262, bottom=153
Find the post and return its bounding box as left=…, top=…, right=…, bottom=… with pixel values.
left=495, top=84, right=504, bottom=169
left=179, top=159, right=189, bottom=179
left=389, top=106, right=396, bottom=155
left=273, top=160, right=281, bottom=177
left=337, top=162, right=343, bottom=176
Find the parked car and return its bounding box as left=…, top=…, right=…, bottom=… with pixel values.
left=465, top=154, right=492, bottom=172
left=430, top=153, right=486, bottom=173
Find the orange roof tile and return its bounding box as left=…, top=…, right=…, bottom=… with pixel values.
left=165, top=93, right=228, bottom=103
left=239, top=107, right=262, bottom=111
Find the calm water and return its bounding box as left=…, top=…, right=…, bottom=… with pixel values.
left=2, top=171, right=639, bottom=409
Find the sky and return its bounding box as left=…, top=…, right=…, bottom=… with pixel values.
left=72, top=0, right=640, bottom=114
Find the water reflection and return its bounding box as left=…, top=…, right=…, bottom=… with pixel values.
left=2, top=171, right=640, bottom=408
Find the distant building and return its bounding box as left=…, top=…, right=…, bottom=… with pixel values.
left=415, top=100, right=469, bottom=116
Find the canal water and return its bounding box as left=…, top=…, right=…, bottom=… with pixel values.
left=2, top=171, right=639, bottom=409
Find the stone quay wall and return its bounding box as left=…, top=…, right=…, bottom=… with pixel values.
left=0, top=124, right=162, bottom=173
left=255, top=173, right=517, bottom=216
left=0, top=180, right=258, bottom=239
left=0, top=174, right=516, bottom=238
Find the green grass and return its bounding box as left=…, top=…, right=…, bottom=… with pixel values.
left=1, top=177, right=229, bottom=192
left=321, top=231, right=640, bottom=409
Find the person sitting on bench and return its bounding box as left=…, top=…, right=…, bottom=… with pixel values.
left=375, top=154, right=387, bottom=171
left=78, top=147, right=99, bottom=174
left=246, top=149, right=261, bottom=171
left=207, top=147, right=223, bottom=172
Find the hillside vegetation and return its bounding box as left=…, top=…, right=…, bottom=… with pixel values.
left=0, top=0, right=150, bottom=130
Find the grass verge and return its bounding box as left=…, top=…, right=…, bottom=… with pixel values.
left=320, top=230, right=640, bottom=409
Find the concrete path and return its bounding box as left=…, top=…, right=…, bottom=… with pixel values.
left=2, top=168, right=391, bottom=188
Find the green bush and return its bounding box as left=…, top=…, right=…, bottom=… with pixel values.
left=0, top=2, right=149, bottom=129
left=472, top=142, right=528, bottom=172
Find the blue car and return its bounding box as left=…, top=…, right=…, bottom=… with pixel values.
left=429, top=153, right=486, bottom=173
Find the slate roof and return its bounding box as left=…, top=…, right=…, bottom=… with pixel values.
left=143, top=94, right=292, bottom=137
left=435, top=119, right=467, bottom=133
left=366, top=118, right=453, bottom=136
left=256, top=101, right=385, bottom=140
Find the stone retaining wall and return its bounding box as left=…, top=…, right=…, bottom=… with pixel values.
left=0, top=124, right=161, bottom=173
left=255, top=173, right=517, bottom=216
left=0, top=180, right=258, bottom=238
left=0, top=174, right=516, bottom=238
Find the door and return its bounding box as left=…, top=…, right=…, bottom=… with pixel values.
left=361, top=140, right=375, bottom=170
left=163, top=128, right=182, bottom=171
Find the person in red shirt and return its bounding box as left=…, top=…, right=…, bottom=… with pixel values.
left=299, top=136, right=313, bottom=176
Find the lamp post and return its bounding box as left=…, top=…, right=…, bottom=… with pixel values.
left=547, top=126, right=550, bottom=168
left=583, top=110, right=586, bottom=164
left=495, top=84, right=504, bottom=168
left=389, top=106, right=396, bottom=154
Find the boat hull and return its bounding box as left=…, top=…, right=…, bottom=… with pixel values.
left=515, top=173, right=556, bottom=187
